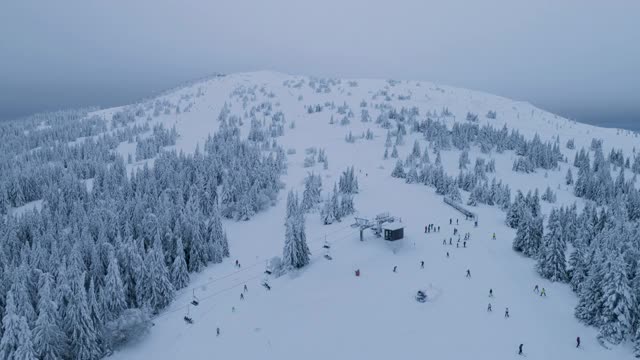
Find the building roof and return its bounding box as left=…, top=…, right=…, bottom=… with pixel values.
left=383, top=222, right=404, bottom=231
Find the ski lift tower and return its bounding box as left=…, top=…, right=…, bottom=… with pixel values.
left=352, top=212, right=403, bottom=241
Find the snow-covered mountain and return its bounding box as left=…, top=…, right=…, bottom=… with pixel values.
left=1, top=71, right=638, bottom=360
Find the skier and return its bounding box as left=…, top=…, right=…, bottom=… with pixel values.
left=449, top=238, right=452, bottom=245
left=425, top=226, right=428, bottom=233
left=463, top=241, right=466, bottom=248
left=457, top=243, right=459, bottom=248
left=450, top=218, right=452, bottom=225
left=454, top=228, right=458, bottom=235
left=487, top=303, right=492, bottom=312
left=244, top=284, right=248, bottom=292
left=505, top=307, right=510, bottom=318
left=235, top=259, right=239, bottom=267
left=492, top=233, right=496, bottom=240
left=466, top=269, right=471, bottom=278
left=446, top=252, right=450, bottom=258
left=443, top=239, right=447, bottom=245
left=576, top=336, right=580, bottom=348
left=540, top=288, right=547, bottom=297
left=456, top=219, right=459, bottom=225
left=217, top=327, right=220, bottom=337
left=393, top=266, right=397, bottom=273
left=437, top=226, right=440, bottom=232
left=421, top=261, right=425, bottom=269
left=474, top=221, right=478, bottom=227
left=489, top=289, right=493, bottom=297
left=533, top=285, right=539, bottom=293
left=355, top=269, right=360, bottom=277
left=240, top=293, right=244, bottom=300
left=232, top=306, right=235, bottom=313
left=518, top=344, right=523, bottom=355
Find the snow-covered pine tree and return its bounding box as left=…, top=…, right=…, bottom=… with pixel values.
left=541, top=186, right=556, bottom=203
left=391, top=160, right=405, bottom=178
left=340, top=193, right=355, bottom=216
left=512, top=209, right=542, bottom=257
left=320, top=194, right=336, bottom=225
left=64, top=273, right=102, bottom=360
left=33, top=275, right=67, bottom=360
left=458, top=150, right=470, bottom=170
left=102, top=254, right=126, bottom=322
left=171, top=237, right=189, bottom=290
left=598, top=249, right=634, bottom=345
left=142, top=235, right=175, bottom=314
left=406, top=165, right=419, bottom=184
left=391, top=145, right=399, bottom=158
left=411, top=140, right=421, bottom=158
left=537, top=209, right=568, bottom=282
left=0, top=291, right=36, bottom=360
left=566, top=168, right=573, bottom=185
left=575, top=248, right=605, bottom=326
left=301, top=172, right=322, bottom=212
left=282, top=191, right=311, bottom=269
left=506, top=191, right=525, bottom=228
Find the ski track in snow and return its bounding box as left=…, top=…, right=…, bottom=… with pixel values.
left=106, top=71, right=637, bottom=360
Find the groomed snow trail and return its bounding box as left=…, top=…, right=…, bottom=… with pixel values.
left=108, top=71, right=636, bottom=359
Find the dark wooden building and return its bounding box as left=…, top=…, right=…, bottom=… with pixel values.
left=383, top=223, right=404, bottom=241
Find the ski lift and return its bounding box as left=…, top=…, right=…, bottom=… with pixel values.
left=184, top=305, right=194, bottom=324
left=191, top=289, right=199, bottom=306
left=262, top=282, right=271, bottom=291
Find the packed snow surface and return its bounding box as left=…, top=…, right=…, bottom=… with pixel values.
left=106, top=71, right=637, bottom=359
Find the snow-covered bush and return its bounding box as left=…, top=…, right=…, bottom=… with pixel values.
left=104, top=309, right=152, bottom=350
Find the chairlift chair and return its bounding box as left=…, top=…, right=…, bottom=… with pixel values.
left=191, top=289, right=199, bottom=306
left=184, top=305, right=194, bottom=324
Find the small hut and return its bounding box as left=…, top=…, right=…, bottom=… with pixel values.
left=382, top=222, right=404, bottom=241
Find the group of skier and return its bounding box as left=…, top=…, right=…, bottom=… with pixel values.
left=441, top=216, right=582, bottom=355
left=424, top=223, right=440, bottom=233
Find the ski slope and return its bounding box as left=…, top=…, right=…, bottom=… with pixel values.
left=105, top=71, right=637, bottom=359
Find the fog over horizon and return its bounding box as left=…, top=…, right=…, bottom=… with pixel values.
left=1, top=0, right=638, bottom=130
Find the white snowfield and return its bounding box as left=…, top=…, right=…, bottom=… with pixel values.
left=107, top=71, right=637, bottom=359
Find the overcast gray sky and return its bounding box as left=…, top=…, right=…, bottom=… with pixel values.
left=1, top=0, right=639, bottom=128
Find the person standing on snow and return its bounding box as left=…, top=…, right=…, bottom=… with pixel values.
left=446, top=252, right=450, bottom=258
left=421, top=261, right=425, bottom=269
left=443, top=239, right=447, bottom=245
left=492, top=233, right=496, bottom=240
left=244, top=284, right=248, bottom=292
left=240, top=293, right=244, bottom=300
left=540, top=288, right=547, bottom=297
left=533, top=285, right=539, bottom=293
left=576, top=336, right=580, bottom=348
left=505, top=307, right=510, bottom=318
left=489, top=289, right=493, bottom=297
left=518, top=344, right=523, bottom=355
left=487, top=303, right=492, bottom=312
left=450, top=218, right=452, bottom=225
left=466, top=269, right=471, bottom=278
left=217, top=327, right=220, bottom=336
left=393, top=266, right=397, bottom=273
